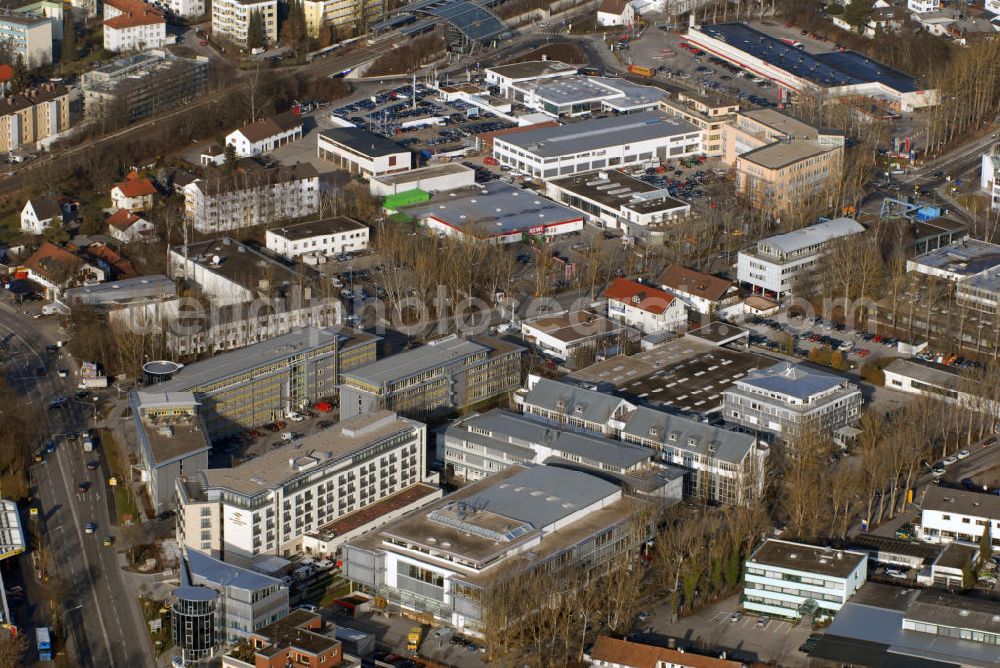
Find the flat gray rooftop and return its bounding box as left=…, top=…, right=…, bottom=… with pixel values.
left=370, top=162, right=473, bottom=186
left=884, top=358, right=960, bottom=390
left=404, top=181, right=582, bottom=236
left=494, top=112, right=698, bottom=159
left=755, top=218, right=865, bottom=257
left=922, top=485, right=1000, bottom=518
left=550, top=169, right=689, bottom=215
left=204, top=410, right=418, bottom=495
left=452, top=409, right=652, bottom=471
left=268, top=217, right=367, bottom=241
left=910, top=238, right=1000, bottom=276
left=173, top=237, right=309, bottom=292
left=733, top=361, right=850, bottom=401
left=486, top=60, right=576, bottom=81
left=153, top=326, right=340, bottom=392
left=749, top=539, right=866, bottom=578
left=569, top=336, right=777, bottom=414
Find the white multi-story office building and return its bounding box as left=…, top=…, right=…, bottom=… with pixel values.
left=492, top=112, right=702, bottom=180
left=517, top=376, right=769, bottom=505
left=182, top=161, right=319, bottom=233
left=212, top=0, right=277, bottom=47
left=982, top=146, right=1000, bottom=212
left=176, top=410, right=439, bottom=565
left=736, top=217, right=865, bottom=299
left=744, top=539, right=867, bottom=621
left=919, top=485, right=1000, bottom=551
left=265, top=217, right=370, bottom=261
left=342, top=464, right=647, bottom=635
left=723, top=362, right=863, bottom=443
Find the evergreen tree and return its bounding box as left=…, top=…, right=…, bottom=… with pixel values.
left=979, top=525, right=992, bottom=568
left=280, top=0, right=307, bottom=47
left=224, top=143, right=238, bottom=172
left=247, top=10, right=266, bottom=50
left=961, top=560, right=976, bottom=590
left=61, top=18, right=78, bottom=65
left=11, top=55, right=28, bottom=94
left=843, top=0, right=873, bottom=32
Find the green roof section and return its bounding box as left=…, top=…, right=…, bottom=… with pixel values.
left=384, top=188, right=430, bottom=210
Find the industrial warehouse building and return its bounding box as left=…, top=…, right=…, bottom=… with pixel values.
left=686, top=23, right=937, bottom=112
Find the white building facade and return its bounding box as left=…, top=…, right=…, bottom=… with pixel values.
left=982, top=147, right=1000, bottom=212
left=907, top=0, right=940, bottom=12
left=265, top=217, right=369, bottom=260
left=919, top=486, right=1000, bottom=551
left=176, top=411, right=438, bottom=564
left=744, top=539, right=867, bottom=621
left=212, top=0, right=277, bottom=47
left=492, top=112, right=702, bottom=180
left=737, top=217, right=865, bottom=299
left=604, top=278, right=687, bottom=334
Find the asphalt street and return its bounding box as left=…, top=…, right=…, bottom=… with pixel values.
left=0, top=303, right=153, bottom=667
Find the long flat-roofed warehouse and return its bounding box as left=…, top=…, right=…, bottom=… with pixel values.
left=686, top=22, right=937, bottom=111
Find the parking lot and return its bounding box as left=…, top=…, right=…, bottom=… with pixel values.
left=634, top=594, right=815, bottom=666
left=620, top=24, right=781, bottom=108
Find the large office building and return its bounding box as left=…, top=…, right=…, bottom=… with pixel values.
left=0, top=83, right=69, bottom=153
left=443, top=409, right=684, bottom=501
left=82, top=49, right=210, bottom=122
left=736, top=217, right=865, bottom=299
left=176, top=410, right=439, bottom=564
left=342, top=464, right=650, bottom=635
left=723, top=362, right=863, bottom=443
left=131, top=391, right=212, bottom=515
left=517, top=377, right=768, bottom=505
left=658, top=91, right=738, bottom=157
left=744, top=539, right=867, bottom=621
left=212, top=0, right=277, bottom=46
left=182, top=160, right=320, bottom=233
left=491, top=112, right=702, bottom=180
left=0, top=10, right=52, bottom=67
left=723, top=109, right=845, bottom=215
left=151, top=326, right=377, bottom=440
left=339, top=335, right=523, bottom=420
left=918, top=485, right=1000, bottom=551
left=686, top=22, right=937, bottom=112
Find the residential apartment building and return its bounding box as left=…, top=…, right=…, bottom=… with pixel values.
left=165, top=0, right=204, bottom=17
left=130, top=391, right=212, bottom=514
left=103, top=0, right=168, bottom=52
left=519, top=310, right=627, bottom=362
left=316, top=128, right=412, bottom=178
left=908, top=0, right=940, bottom=11
left=182, top=160, right=320, bottom=233
left=265, top=217, right=369, bottom=261
left=182, top=548, right=289, bottom=644
left=736, top=217, right=865, bottom=299
left=517, top=377, right=769, bottom=505
left=919, top=485, right=1000, bottom=551
left=603, top=277, right=687, bottom=335
left=342, top=464, right=650, bottom=635
left=212, top=0, right=277, bottom=47
left=443, top=410, right=684, bottom=501
left=339, top=335, right=523, bottom=420
left=151, top=326, right=377, bottom=440
left=492, top=112, right=701, bottom=180
left=302, top=0, right=384, bottom=39
left=658, top=91, right=738, bottom=157
left=226, top=112, right=303, bottom=158
left=743, top=539, right=867, bottom=621
left=980, top=145, right=1000, bottom=212
left=82, top=49, right=209, bottom=122
left=0, top=83, right=69, bottom=153
left=656, top=264, right=739, bottom=315
left=723, top=362, right=863, bottom=443
left=175, top=410, right=437, bottom=564
left=0, top=11, right=52, bottom=67
left=222, top=609, right=344, bottom=668
left=723, top=109, right=844, bottom=215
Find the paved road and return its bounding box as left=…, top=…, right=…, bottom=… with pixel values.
left=0, top=304, right=153, bottom=667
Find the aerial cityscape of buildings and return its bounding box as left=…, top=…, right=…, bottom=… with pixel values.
left=1, top=1, right=1000, bottom=667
